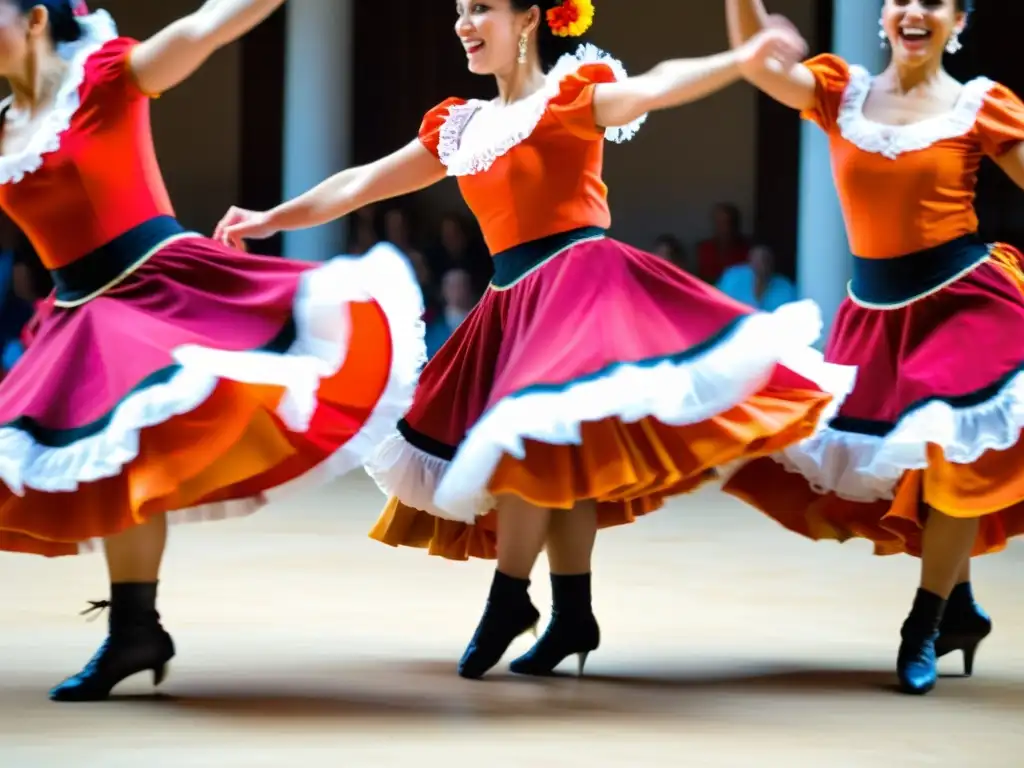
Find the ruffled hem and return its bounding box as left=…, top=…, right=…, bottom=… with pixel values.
left=367, top=299, right=856, bottom=523
left=771, top=368, right=1024, bottom=502
left=0, top=11, right=118, bottom=185
left=0, top=242, right=425, bottom=496
left=365, top=434, right=449, bottom=519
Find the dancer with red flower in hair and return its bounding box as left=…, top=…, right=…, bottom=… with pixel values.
left=0, top=0, right=423, bottom=701
left=217, top=0, right=854, bottom=680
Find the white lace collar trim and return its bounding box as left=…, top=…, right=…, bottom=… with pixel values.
left=0, top=10, right=118, bottom=186
left=437, top=43, right=647, bottom=177
left=836, top=64, right=995, bottom=159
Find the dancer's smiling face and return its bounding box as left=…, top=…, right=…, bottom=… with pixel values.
left=881, top=0, right=966, bottom=65
left=454, top=0, right=539, bottom=75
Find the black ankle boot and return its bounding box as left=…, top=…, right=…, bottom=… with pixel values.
left=897, top=588, right=945, bottom=695
left=936, top=581, right=991, bottom=676
left=50, top=582, right=176, bottom=702
left=509, top=573, right=600, bottom=677
left=458, top=571, right=540, bottom=680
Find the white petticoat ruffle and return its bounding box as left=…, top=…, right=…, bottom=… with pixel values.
left=438, top=43, right=647, bottom=177
left=771, top=369, right=1024, bottom=502
left=0, top=242, right=424, bottom=548
left=0, top=11, right=118, bottom=186
left=366, top=299, right=857, bottom=523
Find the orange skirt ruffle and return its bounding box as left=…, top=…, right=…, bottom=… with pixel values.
left=370, top=387, right=833, bottom=561
left=724, top=437, right=1024, bottom=558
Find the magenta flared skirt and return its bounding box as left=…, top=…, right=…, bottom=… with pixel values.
left=0, top=233, right=423, bottom=556
left=366, top=230, right=855, bottom=560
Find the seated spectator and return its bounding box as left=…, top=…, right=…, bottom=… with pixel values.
left=347, top=204, right=380, bottom=255
left=384, top=207, right=440, bottom=319
left=426, top=268, right=476, bottom=358
left=0, top=257, right=37, bottom=374
left=652, top=233, right=690, bottom=272
left=427, top=212, right=490, bottom=296
left=383, top=207, right=425, bottom=265
left=0, top=222, right=46, bottom=375
left=695, top=202, right=749, bottom=284
left=716, top=244, right=796, bottom=312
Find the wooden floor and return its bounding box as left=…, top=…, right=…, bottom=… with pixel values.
left=1, top=473, right=1023, bottom=766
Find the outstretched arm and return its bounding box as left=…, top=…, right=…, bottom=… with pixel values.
left=214, top=140, right=446, bottom=249
left=725, top=0, right=816, bottom=111
left=592, top=24, right=807, bottom=128
left=129, top=0, right=287, bottom=96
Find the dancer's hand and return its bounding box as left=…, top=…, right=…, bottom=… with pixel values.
left=214, top=207, right=279, bottom=250
left=736, top=21, right=807, bottom=75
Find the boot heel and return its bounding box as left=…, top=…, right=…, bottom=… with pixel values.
left=509, top=613, right=600, bottom=677
left=936, top=582, right=991, bottom=673
left=962, top=641, right=981, bottom=677
left=153, top=662, right=169, bottom=687
left=576, top=651, right=590, bottom=677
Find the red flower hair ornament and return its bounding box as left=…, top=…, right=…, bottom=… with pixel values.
left=545, top=0, right=594, bottom=38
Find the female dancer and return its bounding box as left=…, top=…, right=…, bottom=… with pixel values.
left=722, top=0, right=1024, bottom=694
left=216, top=0, right=854, bottom=679
left=0, top=0, right=422, bottom=701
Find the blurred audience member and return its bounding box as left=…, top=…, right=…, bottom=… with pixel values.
left=428, top=212, right=490, bottom=294
left=716, top=244, right=796, bottom=312
left=695, top=202, right=749, bottom=284
left=384, top=207, right=440, bottom=318
left=347, top=204, right=380, bottom=255
left=653, top=234, right=691, bottom=272
left=426, top=268, right=476, bottom=358
left=384, top=208, right=420, bottom=256
left=0, top=222, right=44, bottom=375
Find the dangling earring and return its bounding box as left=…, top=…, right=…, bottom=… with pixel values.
left=946, top=31, right=962, bottom=54
left=878, top=18, right=888, bottom=49
left=518, top=33, right=528, bottom=64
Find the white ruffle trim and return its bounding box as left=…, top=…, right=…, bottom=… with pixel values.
left=0, top=11, right=118, bottom=185
left=367, top=299, right=857, bottom=523
left=0, top=242, right=425, bottom=502
left=837, top=65, right=994, bottom=160
left=438, top=43, right=646, bottom=177
left=771, top=369, right=1024, bottom=503
left=365, top=434, right=451, bottom=519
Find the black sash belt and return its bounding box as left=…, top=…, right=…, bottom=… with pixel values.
left=490, top=226, right=606, bottom=289
left=51, top=215, right=189, bottom=305
left=849, top=234, right=991, bottom=308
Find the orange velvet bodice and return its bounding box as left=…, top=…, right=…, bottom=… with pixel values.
left=418, top=61, right=640, bottom=255
left=802, top=54, right=1024, bottom=259
left=0, top=36, right=173, bottom=270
